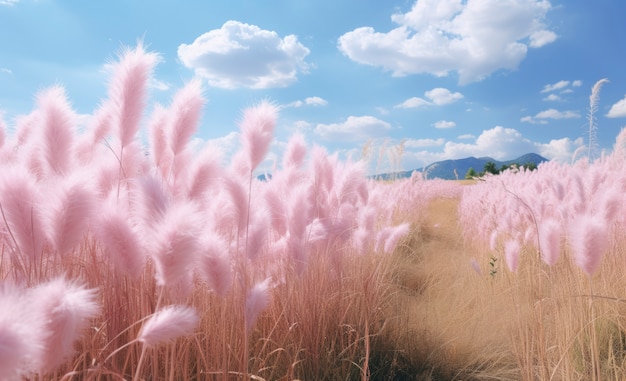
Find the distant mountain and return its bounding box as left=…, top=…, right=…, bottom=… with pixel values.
left=373, top=153, right=549, bottom=180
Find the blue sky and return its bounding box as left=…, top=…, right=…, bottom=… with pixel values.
left=1, top=0, right=626, bottom=173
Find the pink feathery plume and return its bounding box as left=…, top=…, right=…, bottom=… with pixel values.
left=223, top=176, right=249, bottom=232
left=43, top=179, right=95, bottom=255
left=383, top=223, right=410, bottom=254
left=138, top=305, right=199, bottom=346
left=245, top=215, right=267, bottom=262
left=185, top=146, right=221, bottom=201
left=148, top=104, right=173, bottom=179
left=240, top=101, right=278, bottom=173
left=570, top=214, right=609, bottom=276
left=151, top=202, right=201, bottom=287
left=245, top=278, right=272, bottom=332
left=0, top=282, right=45, bottom=379
left=107, top=43, right=159, bottom=148
left=135, top=175, right=169, bottom=226
left=264, top=187, right=287, bottom=236
left=29, top=277, right=99, bottom=372
left=282, top=132, right=307, bottom=169
left=93, top=206, right=146, bottom=278
left=37, top=85, right=75, bottom=175
left=538, top=219, right=561, bottom=266
left=0, top=168, right=45, bottom=261
left=0, top=112, right=6, bottom=149
left=167, top=79, right=204, bottom=156
left=504, top=239, right=520, bottom=272
left=198, top=234, right=233, bottom=297
left=15, top=110, right=40, bottom=147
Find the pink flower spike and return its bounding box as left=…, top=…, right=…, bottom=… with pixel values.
left=240, top=101, right=278, bottom=172
left=138, top=305, right=199, bottom=346
left=539, top=219, right=561, bottom=266
left=245, top=278, right=273, bottom=332
left=570, top=215, right=609, bottom=276
left=30, top=277, right=100, bottom=372
left=504, top=239, right=520, bottom=272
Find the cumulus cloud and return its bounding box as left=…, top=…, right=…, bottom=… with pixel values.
left=433, top=120, right=456, bottom=129
left=284, top=96, right=328, bottom=108
left=315, top=115, right=392, bottom=141
left=521, top=108, right=581, bottom=124
left=395, top=87, right=463, bottom=108
left=178, top=21, right=310, bottom=89
left=607, top=95, right=626, bottom=118
left=338, top=0, right=556, bottom=84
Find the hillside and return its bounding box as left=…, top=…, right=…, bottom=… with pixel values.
left=374, top=153, right=548, bottom=180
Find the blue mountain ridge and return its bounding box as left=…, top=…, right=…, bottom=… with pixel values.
left=373, top=153, right=549, bottom=180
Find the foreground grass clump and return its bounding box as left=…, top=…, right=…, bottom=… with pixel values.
left=0, top=44, right=419, bottom=380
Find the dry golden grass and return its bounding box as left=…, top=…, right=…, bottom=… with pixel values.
left=381, top=194, right=626, bottom=380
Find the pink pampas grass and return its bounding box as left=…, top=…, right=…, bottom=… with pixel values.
left=93, top=207, right=146, bottom=278
left=167, top=79, right=204, bottom=156
left=43, top=179, right=95, bottom=255
left=0, top=168, right=45, bottom=262
left=138, top=305, right=199, bottom=346
left=504, top=239, right=520, bottom=272
left=0, top=283, right=45, bottom=380
left=30, top=277, right=99, bottom=372
left=538, top=219, right=561, bottom=266
left=570, top=215, right=609, bottom=276
left=107, top=43, right=159, bottom=148
left=240, top=101, right=278, bottom=173
left=245, top=278, right=272, bottom=332
left=37, top=85, right=76, bottom=176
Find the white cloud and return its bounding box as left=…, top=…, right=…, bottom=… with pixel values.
left=543, top=94, right=561, bottom=102
left=405, top=138, right=445, bottom=148
left=541, top=79, right=583, bottom=94
left=433, top=120, right=456, bottom=129
left=315, top=115, right=392, bottom=141
left=178, top=21, right=310, bottom=89
left=529, top=29, right=558, bottom=48
left=395, top=97, right=431, bottom=109
left=285, top=96, right=328, bottom=108
left=457, top=134, right=475, bottom=140
left=395, top=87, right=463, bottom=108
left=535, top=109, right=580, bottom=119
left=0, top=68, right=12, bottom=74
left=0, top=0, right=19, bottom=5
left=521, top=108, right=581, bottom=124
left=338, top=0, right=556, bottom=84
left=376, top=107, right=390, bottom=115
left=607, top=95, right=626, bottom=118
left=541, top=80, right=570, bottom=93
left=292, top=120, right=312, bottom=130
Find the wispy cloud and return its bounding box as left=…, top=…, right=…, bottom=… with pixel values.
left=284, top=96, right=328, bottom=108
left=541, top=79, right=582, bottom=93
left=315, top=115, right=391, bottom=142
left=0, top=0, right=20, bottom=6
left=178, top=21, right=310, bottom=89
left=0, top=68, right=12, bottom=75
left=395, top=88, right=463, bottom=109
left=521, top=108, right=581, bottom=124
